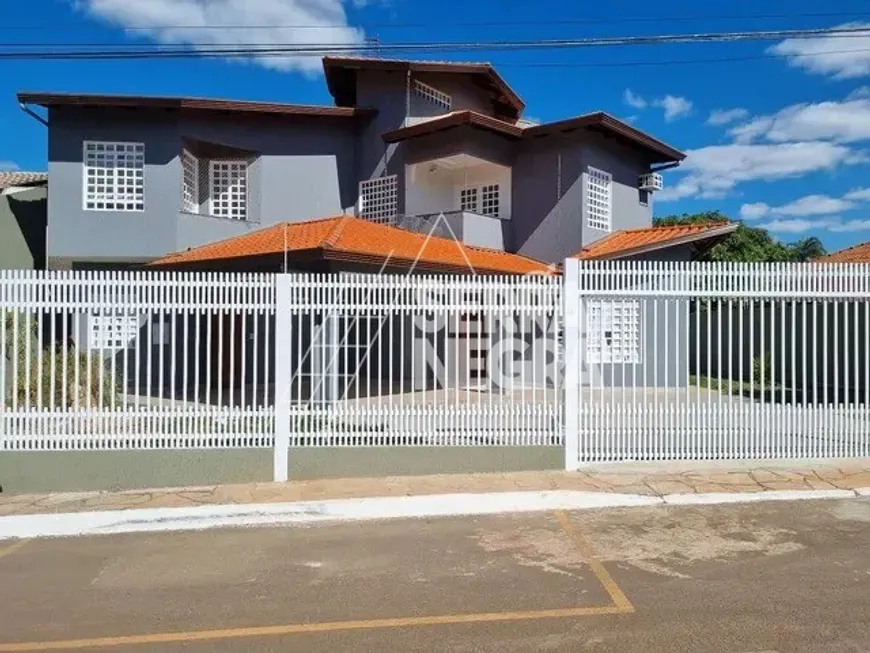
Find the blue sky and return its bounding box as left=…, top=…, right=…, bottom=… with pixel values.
left=2, top=0, right=870, bottom=253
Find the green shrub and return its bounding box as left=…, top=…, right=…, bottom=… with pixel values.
left=752, top=353, right=773, bottom=388
left=4, top=312, right=119, bottom=409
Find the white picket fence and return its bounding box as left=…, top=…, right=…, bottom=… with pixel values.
left=563, top=259, right=870, bottom=466
left=2, top=261, right=869, bottom=481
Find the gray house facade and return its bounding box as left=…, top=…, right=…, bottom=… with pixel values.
left=16, top=56, right=744, bottom=404
left=18, top=56, right=686, bottom=271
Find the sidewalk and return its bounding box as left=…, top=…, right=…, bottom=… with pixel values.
left=3, top=459, right=870, bottom=517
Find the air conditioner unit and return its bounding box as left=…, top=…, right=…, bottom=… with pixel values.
left=639, top=172, right=663, bottom=192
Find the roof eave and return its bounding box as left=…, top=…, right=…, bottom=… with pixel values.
left=583, top=224, right=739, bottom=260
left=524, top=112, right=685, bottom=163
left=321, top=248, right=543, bottom=276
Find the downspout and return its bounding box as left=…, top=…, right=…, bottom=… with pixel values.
left=650, top=161, right=681, bottom=173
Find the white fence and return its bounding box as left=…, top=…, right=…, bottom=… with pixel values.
left=0, top=270, right=563, bottom=480
left=563, top=259, right=870, bottom=466
left=2, top=262, right=869, bottom=481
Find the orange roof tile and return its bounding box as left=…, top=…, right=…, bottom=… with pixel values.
left=818, top=240, right=870, bottom=263
left=150, top=216, right=553, bottom=275
left=575, top=222, right=738, bottom=260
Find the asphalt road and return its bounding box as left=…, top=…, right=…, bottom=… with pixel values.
left=1, top=498, right=870, bottom=652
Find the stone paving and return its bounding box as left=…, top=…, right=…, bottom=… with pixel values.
left=1, top=460, right=869, bottom=517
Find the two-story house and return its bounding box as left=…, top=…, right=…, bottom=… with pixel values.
left=18, top=55, right=734, bottom=273
left=16, top=56, right=737, bottom=404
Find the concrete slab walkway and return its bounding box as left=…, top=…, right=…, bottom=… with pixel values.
left=2, top=459, right=869, bottom=517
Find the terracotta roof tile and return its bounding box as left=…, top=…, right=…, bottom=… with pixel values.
left=575, top=222, right=738, bottom=260
left=818, top=240, right=870, bottom=263
left=0, top=171, right=47, bottom=190
left=151, top=216, right=552, bottom=275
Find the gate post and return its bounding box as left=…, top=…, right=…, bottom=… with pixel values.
left=563, top=258, right=581, bottom=471
left=273, top=274, right=293, bottom=482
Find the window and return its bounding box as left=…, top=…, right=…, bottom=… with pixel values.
left=459, top=184, right=501, bottom=218
left=209, top=160, right=247, bottom=220
left=586, top=167, right=612, bottom=232
left=480, top=184, right=500, bottom=218
left=585, top=300, right=640, bottom=364
left=459, top=187, right=479, bottom=213
left=414, top=80, right=452, bottom=111
left=359, top=175, right=398, bottom=224
left=89, top=313, right=139, bottom=350
left=181, top=150, right=199, bottom=213
left=83, top=141, right=144, bottom=211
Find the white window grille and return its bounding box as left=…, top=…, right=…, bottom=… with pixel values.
left=585, top=299, right=640, bottom=364
left=414, top=80, right=452, bottom=111
left=459, top=187, right=479, bottom=213
left=586, top=167, right=612, bottom=232
left=209, top=160, right=248, bottom=220
left=459, top=184, right=501, bottom=218
left=181, top=150, right=199, bottom=214
left=359, top=175, right=398, bottom=224
left=83, top=141, right=144, bottom=212
left=480, top=184, right=500, bottom=218
left=89, top=313, right=139, bottom=350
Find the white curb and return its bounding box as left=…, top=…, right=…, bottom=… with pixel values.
left=0, top=491, right=660, bottom=540
left=0, top=489, right=865, bottom=541
left=856, top=487, right=870, bottom=497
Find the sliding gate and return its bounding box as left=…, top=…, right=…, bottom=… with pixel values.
left=564, top=259, right=870, bottom=465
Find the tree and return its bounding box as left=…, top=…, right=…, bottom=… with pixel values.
left=653, top=212, right=827, bottom=262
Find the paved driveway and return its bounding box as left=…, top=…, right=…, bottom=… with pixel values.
left=1, top=498, right=870, bottom=652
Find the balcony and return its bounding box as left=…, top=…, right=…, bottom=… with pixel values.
left=396, top=210, right=508, bottom=251
left=403, top=153, right=511, bottom=250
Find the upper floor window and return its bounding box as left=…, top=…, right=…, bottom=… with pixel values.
left=83, top=141, right=144, bottom=212
left=181, top=144, right=250, bottom=221
left=181, top=150, right=199, bottom=214
left=459, top=184, right=501, bottom=219
left=209, top=161, right=248, bottom=221
left=586, top=167, right=612, bottom=232
left=414, top=81, right=452, bottom=111
left=359, top=175, right=398, bottom=224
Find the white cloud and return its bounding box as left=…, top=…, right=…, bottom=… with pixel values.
left=739, top=202, right=770, bottom=219
left=759, top=219, right=819, bottom=234
left=657, top=141, right=861, bottom=201
left=623, top=89, right=647, bottom=110
left=730, top=99, right=870, bottom=144
left=769, top=22, right=870, bottom=79
left=740, top=189, right=870, bottom=222
left=707, top=107, right=749, bottom=126
left=0, top=161, right=19, bottom=171
left=848, top=86, right=870, bottom=99
left=828, top=219, right=870, bottom=232
left=77, top=0, right=365, bottom=75
left=654, top=95, right=693, bottom=122
left=772, top=194, right=855, bottom=216
left=758, top=215, right=870, bottom=234
left=845, top=187, right=870, bottom=201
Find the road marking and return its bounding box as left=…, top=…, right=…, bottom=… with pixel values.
left=0, top=539, right=29, bottom=561
left=553, top=510, right=635, bottom=613
left=0, top=605, right=632, bottom=651
left=0, top=516, right=636, bottom=651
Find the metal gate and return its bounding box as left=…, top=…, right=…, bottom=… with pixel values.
left=563, top=259, right=870, bottom=465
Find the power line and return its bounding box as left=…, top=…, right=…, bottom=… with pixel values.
left=0, top=25, right=868, bottom=59
left=2, top=10, right=869, bottom=31
left=490, top=47, right=870, bottom=69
